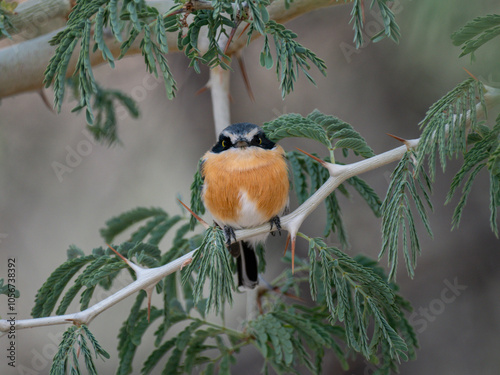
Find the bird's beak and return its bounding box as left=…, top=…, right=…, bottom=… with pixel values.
left=235, top=140, right=249, bottom=148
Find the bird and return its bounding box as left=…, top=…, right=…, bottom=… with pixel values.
left=200, top=122, right=289, bottom=289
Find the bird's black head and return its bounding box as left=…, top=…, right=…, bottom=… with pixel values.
left=211, top=123, right=275, bottom=153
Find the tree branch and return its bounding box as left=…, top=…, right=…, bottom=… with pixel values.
left=0, top=250, right=195, bottom=332
left=0, top=0, right=350, bottom=99
left=237, top=143, right=415, bottom=243
left=2, top=84, right=498, bottom=334
left=0, top=0, right=178, bottom=98
left=1, top=0, right=72, bottom=41
left=209, top=65, right=232, bottom=135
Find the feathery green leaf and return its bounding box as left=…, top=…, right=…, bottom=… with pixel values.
left=190, top=167, right=205, bottom=230
left=381, top=151, right=433, bottom=280
left=347, top=176, right=382, bottom=217
left=55, top=255, right=112, bottom=315
left=142, top=337, right=177, bottom=374
left=49, top=325, right=109, bottom=375
left=307, top=238, right=409, bottom=363
left=417, top=78, right=485, bottom=179
left=349, top=0, right=364, bottom=48
left=100, top=207, right=167, bottom=243
left=0, top=278, right=19, bottom=298
left=263, top=20, right=327, bottom=97
left=307, top=109, right=375, bottom=158
left=32, top=254, right=96, bottom=318
left=349, top=0, right=400, bottom=47
left=182, top=226, right=235, bottom=315
left=452, top=14, right=500, bottom=59
left=82, top=86, right=139, bottom=146
left=263, top=113, right=331, bottom=147
left=371, top=0, right=401, bottom=44
left=446, top=120, right=500, bottom=235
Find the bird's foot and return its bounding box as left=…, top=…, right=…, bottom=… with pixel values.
left=223, top=225, right=240, bottom=257
left=269, top=216, right=282, bottom=236
left=223, top=225, right=237, bottom=245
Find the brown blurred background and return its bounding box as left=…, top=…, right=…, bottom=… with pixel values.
left=1, top=1, right=500, bottom=374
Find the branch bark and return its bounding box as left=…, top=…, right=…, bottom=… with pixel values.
left=0, top=0, right=178, bottom=98
left=1, top=0, right=71, bottom=41
left=0, top=250, right=195, bottom=332
left=209, top=65, right=232, bottom=135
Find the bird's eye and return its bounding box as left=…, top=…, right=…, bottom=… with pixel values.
left=222, top=140, right=226, bottom=148
left=252, top=135, right=262, bottom=146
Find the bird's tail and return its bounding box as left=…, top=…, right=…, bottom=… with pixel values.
left=228, top=241, right=259, bottom=290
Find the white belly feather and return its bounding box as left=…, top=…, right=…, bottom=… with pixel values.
left=236, top=190, right=267, bottom=227
left=211, top=190, right=271, bottom=245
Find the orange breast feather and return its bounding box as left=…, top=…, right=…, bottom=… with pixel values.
left=202, top=145, right=289, bottom=226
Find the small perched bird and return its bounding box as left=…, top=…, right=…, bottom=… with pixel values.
left=200, top=123, right=289, bottom=289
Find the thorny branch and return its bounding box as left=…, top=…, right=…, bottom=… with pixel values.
left=2, top=84, right=499, bottom=333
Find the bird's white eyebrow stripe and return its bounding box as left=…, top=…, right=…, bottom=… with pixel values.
left=246, top=127, right=260, bottom=139
left=221, top=127, right=260, bottom=143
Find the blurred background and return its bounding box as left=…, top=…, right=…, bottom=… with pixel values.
left=1, top=1, right=500, bottom=374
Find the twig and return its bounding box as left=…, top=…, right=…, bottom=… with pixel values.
left=0, top=250, right=195, bottom=332
left=208, top=65, right=232, bottom=135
